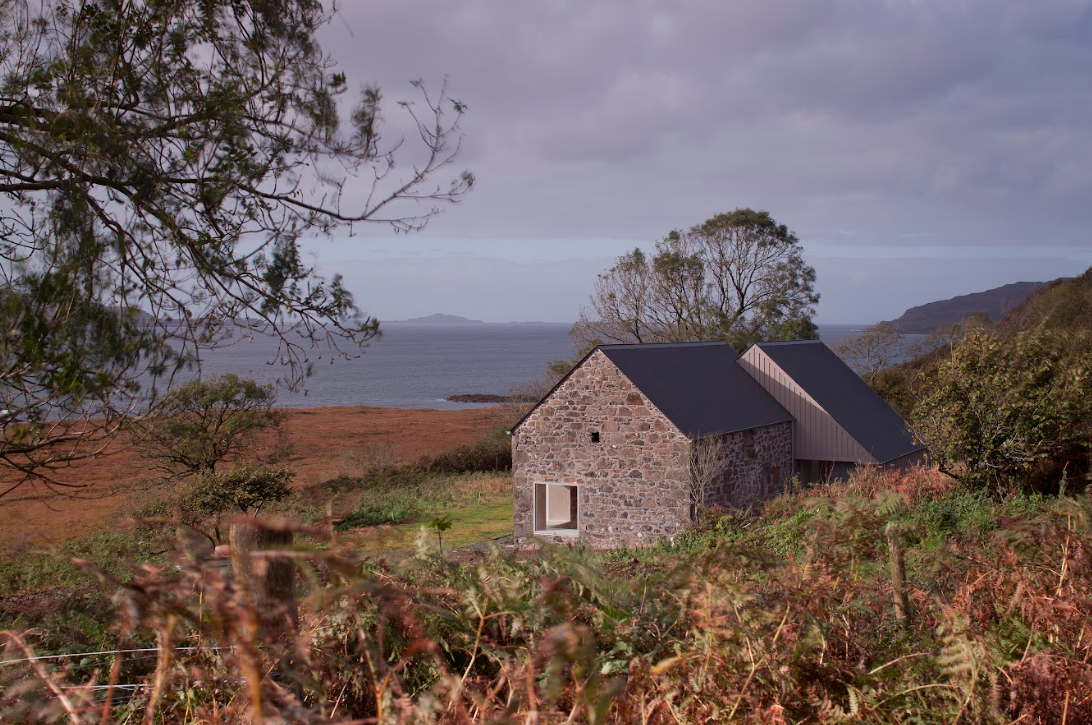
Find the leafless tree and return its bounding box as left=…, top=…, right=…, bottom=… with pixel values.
left=832, top=322, right=908, bottom=385
left=688, top=435, right=729, bottom=518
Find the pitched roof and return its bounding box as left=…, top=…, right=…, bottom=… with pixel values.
left=599, top=342, right=793, bottom=439
left=751, top=340, right=922, bottom=463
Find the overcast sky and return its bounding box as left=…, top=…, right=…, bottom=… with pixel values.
left=300, top=0, right=1092, bottom=324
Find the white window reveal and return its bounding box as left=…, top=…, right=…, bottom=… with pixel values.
left=534, top=482, right=579, bottom=535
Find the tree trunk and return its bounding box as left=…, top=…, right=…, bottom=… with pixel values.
left=229, top=521, right=297, bottom=629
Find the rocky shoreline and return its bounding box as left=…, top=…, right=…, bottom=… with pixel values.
left=447, top=393, right=538, bottom=404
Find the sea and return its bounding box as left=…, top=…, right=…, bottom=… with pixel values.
left=190, top=323, right=876, bottom=410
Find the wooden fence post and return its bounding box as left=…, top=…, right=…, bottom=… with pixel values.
left=886, top=522, right=910, bottom=630
left=229, top=521, right=297, bottom=629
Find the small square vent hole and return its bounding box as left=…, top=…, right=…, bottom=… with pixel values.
left=590, top=431, right=600, bottom=443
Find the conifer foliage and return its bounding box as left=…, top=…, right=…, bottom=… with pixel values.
left=0, top=0, right=473, bottom=493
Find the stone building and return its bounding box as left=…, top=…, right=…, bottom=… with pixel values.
left=510, top=340, right=923, bottom=547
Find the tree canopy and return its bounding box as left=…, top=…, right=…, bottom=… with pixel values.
left=132, top=374, right=283, bottom=477
left=137, top=461, right=293, bottom=545
left=0, top=0, right=473, bottom=494
left=571, top=209, right=819, bottom=353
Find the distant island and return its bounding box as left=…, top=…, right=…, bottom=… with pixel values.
left=885, top=280, right=1052, bottom=334
left=390, top=313, right=485, bottom=324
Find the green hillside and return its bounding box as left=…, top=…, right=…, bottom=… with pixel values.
left=994, top=267, right=1092, bottom=340
left=887, top=280, right=1048, bottom=333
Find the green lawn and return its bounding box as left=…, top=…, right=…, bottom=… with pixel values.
left=352, top=500, right=514, bottom=553
left=328, top=471, right=515, bottom=553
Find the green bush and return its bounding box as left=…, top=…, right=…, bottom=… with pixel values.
left=911, top=329, right=1092, bottom=495
left=907, top=489, right=996, bottom=544
left=336, top=498, right=423, bottom=530
left=185, top=462, right=293, bottom=518
left=415, top=427, right=511, bottom=474
left=129, top=463, right=294, bottom=545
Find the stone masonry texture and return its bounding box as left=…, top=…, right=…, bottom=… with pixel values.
left=696, top=424, right=793, bottom=510
left=512, top=350, right=794, bottom=548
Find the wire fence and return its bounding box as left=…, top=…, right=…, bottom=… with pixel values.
left=1, top=645, right=235, bottom=707
left=0, top=645, right=230, bottom=667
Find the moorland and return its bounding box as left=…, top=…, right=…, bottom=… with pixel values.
left=2, top=271, right=1092, bottom=723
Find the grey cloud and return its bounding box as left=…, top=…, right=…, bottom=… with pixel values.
left=310, top=0, right=1092, bottom=319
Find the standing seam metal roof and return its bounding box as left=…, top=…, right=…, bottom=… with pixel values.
left=751, top=340, right=922, bottom=463
left=599, top=342, right=793, bottom=439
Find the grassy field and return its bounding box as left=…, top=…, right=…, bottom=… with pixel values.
left=0, top=467, right=516, bottom=598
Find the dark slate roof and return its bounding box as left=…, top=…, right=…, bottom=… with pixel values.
left=752, top=340, right=922, bottom=463
left=599, top=342, right=793, bottom=439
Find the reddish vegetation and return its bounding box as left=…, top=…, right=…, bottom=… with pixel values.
left=8, top=466, right=1090, bottom=723
left=0, top=406, right=498, bottom=547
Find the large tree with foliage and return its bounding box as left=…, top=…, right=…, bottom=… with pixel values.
left=0, top=0, right=473, bottom=495
left=910, top=329, right=1092, bottom=495
left=571, top=209, right=819, bottom=352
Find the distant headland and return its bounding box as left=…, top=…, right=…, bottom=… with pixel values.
left=884, top=280, right=1052, bottom=334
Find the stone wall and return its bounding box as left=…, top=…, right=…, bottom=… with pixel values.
left=512, top=350, right=691, bottom=547
left=699, top=422, right=794, bottom=509
left=513, top=351, right=796, bottom=548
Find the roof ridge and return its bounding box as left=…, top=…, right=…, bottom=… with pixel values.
left=755, top=339, right=824, bottom=347
left=597, top=341, right=729, bottom=350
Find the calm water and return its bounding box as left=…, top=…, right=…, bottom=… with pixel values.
left=190, top=323, right=876, bottom=410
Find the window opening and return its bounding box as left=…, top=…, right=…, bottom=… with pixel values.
left=534, top=483, right=579, bottom=533
left=743, top=429, right=756, bottom=460
left=590, top=431, right=600, bottom=443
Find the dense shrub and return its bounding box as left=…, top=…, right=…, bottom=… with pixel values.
left=186, top=462, right=293, bottom=518
left=414, top=426, right=511, bottom=474
left=910, top=329, right=1092, bottom=494
left=131, top=463, right=294, bottom=545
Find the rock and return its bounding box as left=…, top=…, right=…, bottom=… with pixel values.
left=447, top=393, right=538, bottom=403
